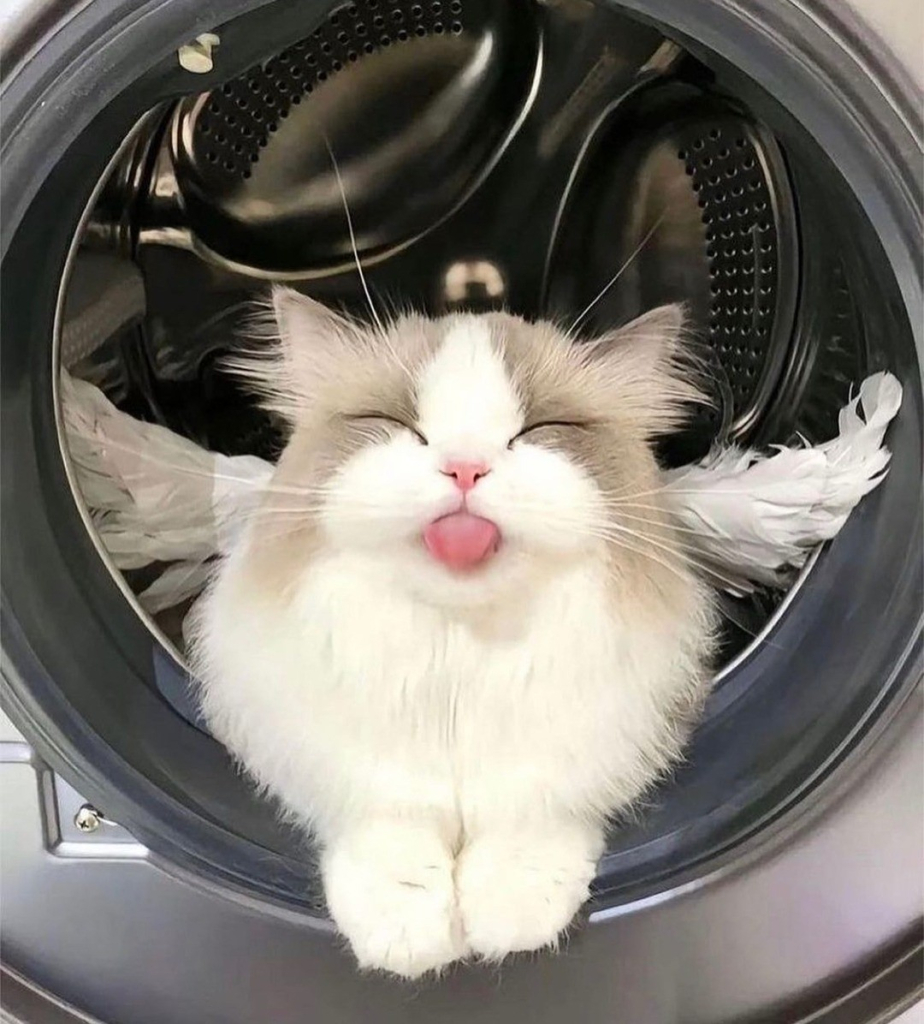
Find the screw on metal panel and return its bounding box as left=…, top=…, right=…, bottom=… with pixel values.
left=74, top=804, right=102, bottom=833
left=178, top=33, right=220, bottom=74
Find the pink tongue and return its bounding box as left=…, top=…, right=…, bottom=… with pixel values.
left=424, top=512, right=500, bottom=571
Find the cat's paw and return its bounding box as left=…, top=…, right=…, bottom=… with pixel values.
left=322, top=822, right=467, bottom=980
left=456, top=828, right=601, bottom=961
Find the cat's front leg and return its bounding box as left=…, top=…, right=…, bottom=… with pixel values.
left=456, top=819, right=605, bottom=961
left=321, top=818, right=467, bottom=979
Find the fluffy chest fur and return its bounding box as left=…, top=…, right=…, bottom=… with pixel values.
left=198, top=540, right=710, bottom=840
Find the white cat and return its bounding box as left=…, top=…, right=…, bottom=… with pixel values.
left=191, top=286, right=717, bottom=979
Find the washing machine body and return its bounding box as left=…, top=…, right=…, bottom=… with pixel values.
left=1, top=0, right=922, bottom=1021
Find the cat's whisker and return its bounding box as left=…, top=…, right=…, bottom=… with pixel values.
left=604, top=480, right=785, bottom=504
left=587, top=529, right=697, bottom=587
left=66, top=427, right=344, bottom=501
left=567, top=211, right=669, bottom=337
left=319, top=132, right=387, bottom=339
left=605, top=499, right=696, bottom=516
left=540, top=512, right=746, bottom=591
left=319, top=137, right=422, bottom=385
left=592, top=516, right=737, bottom=576
left=609, top=509, right=712, bottom=537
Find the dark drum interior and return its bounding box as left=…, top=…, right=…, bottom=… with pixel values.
left=5, top=0, right=919, bottom=913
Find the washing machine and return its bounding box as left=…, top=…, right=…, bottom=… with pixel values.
left=1, top=0, right=922, bottom=1021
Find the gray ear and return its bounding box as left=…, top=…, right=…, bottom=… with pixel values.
left=583, top=303, right=704, bottom=436
left=585, top=303, right=686, bottom=363
left=227, top=286, right=365, bottom=421
left=272, top=285, right=356, bottom=358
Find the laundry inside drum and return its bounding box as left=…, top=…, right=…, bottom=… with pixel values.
left=52, top=0, right=913, bottom=907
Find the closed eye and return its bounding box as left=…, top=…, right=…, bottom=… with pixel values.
left=508, top=420, right=589, bottom=448
left=344, top=412, right=429, bottom=445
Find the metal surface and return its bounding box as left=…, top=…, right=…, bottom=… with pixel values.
left=1, top=692, right=920, bottom=1024
left=543, top=90, right=799, bottom=456
left=28, top=0, right=916, bottom=918
left=99, top=3, right=802, bottom=465
left=1, top=0, right=921, bottom=1021
left=139, top=0, right=542, bottom=276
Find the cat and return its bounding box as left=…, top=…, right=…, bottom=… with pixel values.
left=191, top=285, right=718, bottom=979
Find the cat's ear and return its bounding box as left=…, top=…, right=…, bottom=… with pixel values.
left=583, top=304, right=704, bottom=436
left=228, top=286, right=364, bottom=421
left=272, top=285, right=360, bottom=365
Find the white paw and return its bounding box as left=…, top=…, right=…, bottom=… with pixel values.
left=457, top=828, right=601, bottom=961
left=322, top=822, right=467, bottom=980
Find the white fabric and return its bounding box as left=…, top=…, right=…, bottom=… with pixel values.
left=60, top=369, right=902, bottom=610
left=663, top=372, right=902, bottom=592
left=61, top=371, right=271, bottom=612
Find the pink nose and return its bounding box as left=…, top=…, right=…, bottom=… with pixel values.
left=441, top=461, right=490, bottom=492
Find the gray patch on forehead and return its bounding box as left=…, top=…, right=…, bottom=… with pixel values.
left=485, top=312, right=660, bottom=504
left=485, top=312, right=596, bottom=423
left=273, top=313, right=446, bottom=496
left=319, top=314, right=445, bottom=424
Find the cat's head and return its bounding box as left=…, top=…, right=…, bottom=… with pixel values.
left=238, top=286, right=702, bottom=607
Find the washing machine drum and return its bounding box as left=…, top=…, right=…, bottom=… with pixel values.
left=1, top=0, right=921, bottom=1019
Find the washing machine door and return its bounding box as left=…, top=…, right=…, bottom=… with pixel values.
left=1, top=0, right=921, bottom=1022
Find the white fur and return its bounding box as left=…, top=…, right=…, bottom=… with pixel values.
left=194, top=315, right=712, bottom=978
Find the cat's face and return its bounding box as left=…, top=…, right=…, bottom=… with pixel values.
left=241, top=287, right=698, bottom=606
